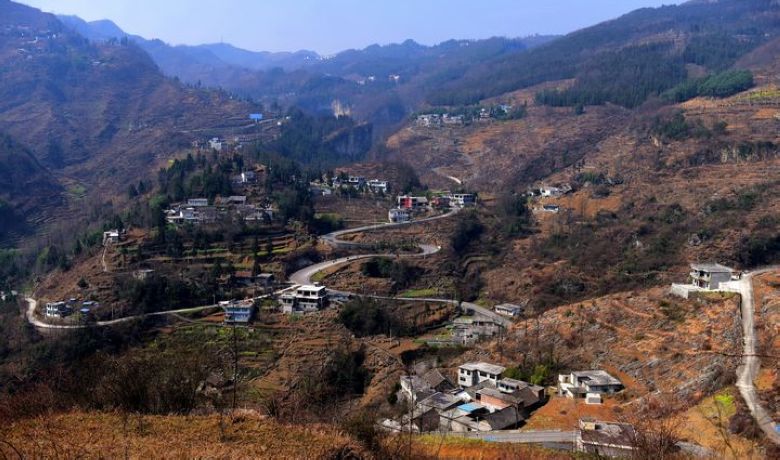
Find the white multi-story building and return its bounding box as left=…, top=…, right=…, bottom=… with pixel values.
left=280, top=284, right=328, bottom=314
left=388, top=208, right=411, bottom=223
left=458, top=362, right=506, bottom=388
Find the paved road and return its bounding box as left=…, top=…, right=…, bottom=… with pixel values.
left=289, top=207, right=512, bottom=328
left=320, top=207, right=460, bottom=249
left=24, top=296, right=265, bottom=330
left=722, top=267, right=780, bottom=445
left=448, top=429, right=576, bottom=444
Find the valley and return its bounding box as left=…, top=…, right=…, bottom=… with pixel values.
left=0, top=0, right=779, bottom=458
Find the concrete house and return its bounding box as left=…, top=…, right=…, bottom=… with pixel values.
left=240, top=171, right=257, bottom=184
left=689, top=263, right=734, bottom=290
left=540, top=186, right=563, bottom=197
left=559, top=370, right=623, bottom=404
left=102, top=230, right=121, bottom=245
left=220, top=299, right=255, bottom=324
left=399, top=368, right=456, bottom=405
left=367, top=179, right=389, bottom=194
left=452, top=317, right=503, bottom=345
left=576, top=419, right=636, bottom=458
left=208, top=137, right=223, bottom=152
left=187, top=198, right=209, bottom=207
left=416, top=114, right=441, bottom=128
left=280, top=284, right=328, bottom=313
left=448, top=406, right=524, bottom=432
left=397, top=195, right=428, bottom=210
left=494, top=303, right=524, bottom=317
left=451, top=194, right=476, bottom=207
left=45, top=301, right=71, bottom=317
left=465, top=378, right=546, bottom=414
left=388, top=208, right=411, bottom=223
left=458, top=362, right=506, bottom=388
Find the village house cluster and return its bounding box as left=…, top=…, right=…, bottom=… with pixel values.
left=383, top=361, right=625, bottom=436
left=45, top=299, right=99, bottom=318
left=526, top=183, right=574, bottom=214
left=310, top=175, right=390, bottom=196
left=414, top=105, right=517, bottom=128
left=165, top=196, right=274, bottom=226
left=384, top=362, right=546, bottom=433
left=389, top=192, right=476, bottom=223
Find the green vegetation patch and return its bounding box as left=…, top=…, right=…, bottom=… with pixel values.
left=399, top=288, right=439, bottom=298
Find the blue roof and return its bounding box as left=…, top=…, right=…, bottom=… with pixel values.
left=457, top=402, right=483, bottom=413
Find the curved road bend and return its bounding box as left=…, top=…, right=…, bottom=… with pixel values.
left=723, top=267, right=780, bottom=444
left=290, top=207, right=512, bottom=328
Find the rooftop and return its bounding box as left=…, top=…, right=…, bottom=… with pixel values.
left=579, top=420, right=636, bottom=448
left=690, top=262, right=734, bottom=273
left=459, top=362, right=506, bottom=375
left=418, top=392, right=461, bottom=411
left=572, top=370, right=622, bottom=386
left=456, top=402, right=484, bottom=414
left=483, top=406, right=524, bottom=430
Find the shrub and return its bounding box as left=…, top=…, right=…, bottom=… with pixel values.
left=338, top=298, right=407, bottom=337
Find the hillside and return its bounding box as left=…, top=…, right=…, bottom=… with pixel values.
left=57, top=15, right=559, bottom=134
left=428, top=0, right=780, bottom=106
left=0, top=410, right=573, bottom=459
left=380, top=0, right=780, bottom=308
left=0, top=0, right=263, bottom=245
left=0, top=133, right=62, bottom=244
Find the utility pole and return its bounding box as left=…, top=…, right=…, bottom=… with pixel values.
left=232, top=319, right=238, bottom=413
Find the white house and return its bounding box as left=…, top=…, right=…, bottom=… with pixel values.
left=208, top=137, right=223, bottom=152
left=102, top=230, right=121, bottom=246
left=458, top=362, right=506, bottom=388
left=367, top=179, right=389, bottom=194
left=240, top=171, right=257, bottom=184
left=280, top=284, right=328, bottom=314
left=689, top=263, right=734, bottom=290
left=45, top=301, right=70, bottom=317
left=494, top=303, right=524, bottom=317
left=671, top=262, right=738, bottom=298
left=388, top=208, right=411, bottom=223
left=540, top=186, right=563, bottom=198
left=187, top=198, right=209, bottom=207
left=451, top=194, right=476, bottom=207
left=559, top=371, right=623, bottom=403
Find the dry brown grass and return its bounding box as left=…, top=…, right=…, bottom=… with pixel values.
left=0, top=411, right=367, bottom=459
left=413, top=435, right=573, bottom=460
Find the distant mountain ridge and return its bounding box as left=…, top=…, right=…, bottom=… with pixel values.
left=57, top=14, right=558, bottom=134
left=57, top=15, right=322, bottom=74
left=0, top=0, right=256, bottom=245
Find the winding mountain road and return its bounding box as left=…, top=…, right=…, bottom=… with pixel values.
left=723, top=268, right=780, bottom=445
left=290, top=207, right=512, bottom=328
left=24, top=296, right=265, bottom=330
left=25, top=206, right=512, bottom=331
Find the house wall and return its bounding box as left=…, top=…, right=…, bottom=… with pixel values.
left=709, top=272, right=732, bottom=289
left=478, top=394, right=512, bottom=411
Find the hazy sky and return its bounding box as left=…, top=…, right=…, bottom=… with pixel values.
left=20, top=0, right=681, bottom=54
